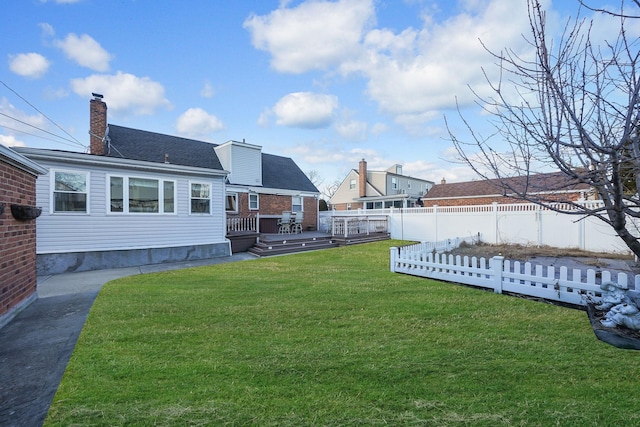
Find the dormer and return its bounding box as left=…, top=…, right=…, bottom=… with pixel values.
left=386, top=164, right=403, bottom=175
left=214, top=140, right=262, bottom=186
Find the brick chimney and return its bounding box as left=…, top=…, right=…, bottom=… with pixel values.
left=441, top=177, right=446, bottom=185
left=358, top=158, right=367, bottom=198
left=89, top=93, right=107, bottom=155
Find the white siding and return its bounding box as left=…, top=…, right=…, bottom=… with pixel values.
left=215, top=141, right=262, bottom=186
left=34, top=160, right=226, bottom=254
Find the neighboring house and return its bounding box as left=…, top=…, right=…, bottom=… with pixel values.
left=16, top=94, right=319, bottom=275
left=422, top=172, right=594, bottom=207
left=330, top=159, right=434, bottom=210
left=0, top=144, right=47, bottom=328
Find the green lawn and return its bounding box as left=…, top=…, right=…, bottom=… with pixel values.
left=45, top=241, right=640, bottom=426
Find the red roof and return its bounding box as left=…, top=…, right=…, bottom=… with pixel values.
left=424, top=171, right=591, bottom=200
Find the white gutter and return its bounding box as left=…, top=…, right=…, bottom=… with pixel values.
left=0, top=145, right=47, bottom=176
left=15, top=147, right=229, bottom=178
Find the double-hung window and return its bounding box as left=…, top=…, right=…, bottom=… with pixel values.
left=109, top=176, right=175, bottom=214
left=292, top=196, right=302, bottom=212
left=249, top=193, right=259, bottom=210
left=191, top=182, right=211, bottom=214
left=53, top=170, right=88, bottom=213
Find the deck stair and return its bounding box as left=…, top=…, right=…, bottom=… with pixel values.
left=248, top=232, right=339, bottom=256
left=331, top=232, right=390, bottom=246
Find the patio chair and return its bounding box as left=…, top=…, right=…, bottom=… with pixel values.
left=291, top=211, right=304, bottom=234
left=277, top=211, right=292, bottom=234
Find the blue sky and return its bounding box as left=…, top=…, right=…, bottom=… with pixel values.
left=0, top=0, right=614, bottom=193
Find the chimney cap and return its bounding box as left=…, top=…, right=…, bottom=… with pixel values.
left=92, top=92, right=103, bottom=99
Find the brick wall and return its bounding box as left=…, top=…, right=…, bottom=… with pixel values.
left=422, top=193, right=584, bottom=207
left=330, top=202, right=364, bottom=210
left=230, top=193, right=318, bottom=230
left=422, top=196, right=508, bottom=207
left=0, top=161, right=39, bottom=318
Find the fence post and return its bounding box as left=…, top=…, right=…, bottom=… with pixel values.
left=492, top=202, right=499, bottom=244
left=536, top=205, right=542, bottom=247
left=434, top=205, right=438, bottom=243
left=390, top=247, right=397, bottom=272
left=492, top=256, right=504, bottom=294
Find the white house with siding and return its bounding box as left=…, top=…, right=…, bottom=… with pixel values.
left=14, top=94, right=319, bottom=273
left=15, top=147, right=229, bottom=275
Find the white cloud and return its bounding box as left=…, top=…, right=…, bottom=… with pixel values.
left=70, top=72, right=171, bottom=115
left=370, top=122, right=388, bottom=136
left=247, top=0, right=555, bottom=132
left=38, top=22, right=55, bottom=37
left=272, top=92, right=338, bottom=128
left=244, top=0, right=375, bottom=73
left=352, top=0, right=537, bottom=120
left=175, top=108, right=224, bottom=139
left=54, top=33, right=113, bottom=71
left=0, top=97, right=48, bottom=135
left=334, top=117, right=367, bottom=141
left=200, top=81, right=215, bottom=98
left=8, top=53, right=50, bottom=79
left=401, top=159, right=439, bottom=181
left=0, top=135, right=26, bottom=148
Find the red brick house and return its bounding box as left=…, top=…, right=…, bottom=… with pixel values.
left=0, top=144, right=46, bottom=328
left=422, top=172, right=594, bottom=207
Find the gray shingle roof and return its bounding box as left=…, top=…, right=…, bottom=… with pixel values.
left=105, top=125, right=223, bottom=169
left=105, top=124, right=318, bottom=193
left=262, top=153, right=319, bottom=192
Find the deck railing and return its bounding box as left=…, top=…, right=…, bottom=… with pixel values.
left=331, top=215, right=388, bottom=238
left=226, top=215, right=258, bottom=234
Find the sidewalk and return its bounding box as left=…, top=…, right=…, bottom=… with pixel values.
left=0, top=253, right=256, bottom=427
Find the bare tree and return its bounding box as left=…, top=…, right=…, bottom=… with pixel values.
left=321, top=178, right=342, bottom=203
left=306, top=170, right=324, bottom=188
left=447, top=0, right=640, bottom=257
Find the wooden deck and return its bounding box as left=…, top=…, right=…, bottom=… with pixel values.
left=247, top=231, right=390, bottom=256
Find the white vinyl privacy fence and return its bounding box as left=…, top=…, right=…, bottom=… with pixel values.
left=390, top=243, right=640, bottom=307
left=323, top=200, right=635, bottom=254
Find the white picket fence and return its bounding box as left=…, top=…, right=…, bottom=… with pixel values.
left=390, top=243, right=640, bottom=307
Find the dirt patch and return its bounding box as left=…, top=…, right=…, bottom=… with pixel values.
left=447, top=242, right=634, bottom=264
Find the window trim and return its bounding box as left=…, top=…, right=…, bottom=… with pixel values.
left=248, top=193, right=259, bottom=211
left=349, top=179, right=356, bottom=190
left=292, top=195, right=303, bottom=212
left=107, top=174, right=177, bottom=215
left=51, top=169, right=89, bottom=214
left=225, top=192, right=238, bottom=213
left=190, top=181, right=212, bottom=215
